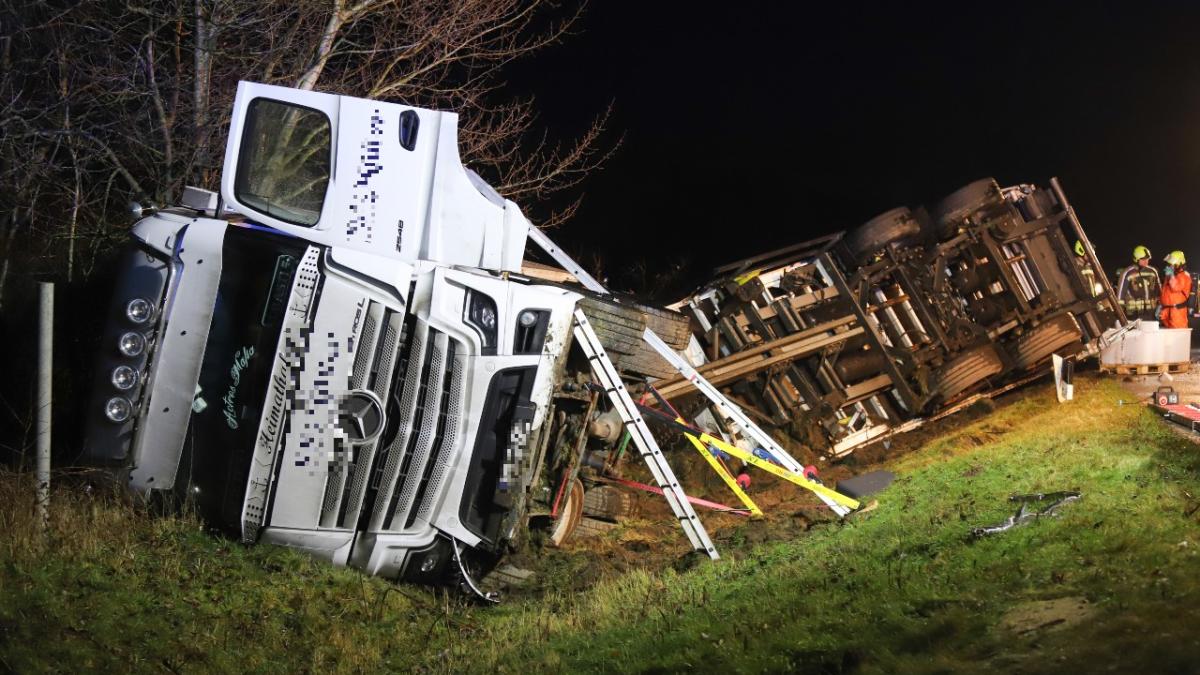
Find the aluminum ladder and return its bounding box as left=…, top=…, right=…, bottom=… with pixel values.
left=572, top=308, right=719, bottom=560
left=642, top=328, right=853, bottom=517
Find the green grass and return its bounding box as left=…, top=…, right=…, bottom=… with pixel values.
left=4, top=375, right=1200, bottom=673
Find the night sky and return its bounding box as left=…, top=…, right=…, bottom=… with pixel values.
left=508, top=1, right=1200, bottom=298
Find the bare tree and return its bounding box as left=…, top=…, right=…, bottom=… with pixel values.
left=0, top=0, right=613, bottom=293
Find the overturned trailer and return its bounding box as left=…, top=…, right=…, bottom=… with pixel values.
left=665, top=178, right=1122, bottom=458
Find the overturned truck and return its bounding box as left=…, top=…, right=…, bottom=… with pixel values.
left=665, top=178, right=1122, bottom=458
left=81, top=82, right=715, bottom=592
left=79, top=81, right=1118, bottom=592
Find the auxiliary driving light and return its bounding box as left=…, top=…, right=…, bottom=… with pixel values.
left=105, top=397, right=132, bottom=423
left=118, top=332, right=146, bottom=357
left=111, top=365, right=139, bottom=390
left=126, top=298, right=155, bottom=324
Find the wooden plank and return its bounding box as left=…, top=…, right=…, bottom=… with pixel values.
left=1098, top=362, right=1191, bottom=376
left=655, top=318, right=863, bottom=399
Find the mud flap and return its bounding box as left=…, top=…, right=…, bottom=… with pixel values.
left=834, top=470, right=895, bottom=500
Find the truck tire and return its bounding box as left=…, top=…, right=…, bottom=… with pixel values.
left=1010, top=313, right=1083, bottom=370
left=640, top=304, right=693, bottom=348
left=613, top=351, right=675, bottom=380
left=571, top=516, right=618, bottom=538
left=931, top=344, right=1004, bottom=402
left=931, top=178, right=1003, bottom=240
left=582, top=485, right=633, bottom=522
left=581, top=299, right=691, bottom=348
left=481, top=564, right=536, bottom=590
left=549, top=478, right=584, bottom=546
left=843, top=207, right=920, bottom=265
left=578, top=297, right=690, bottom=379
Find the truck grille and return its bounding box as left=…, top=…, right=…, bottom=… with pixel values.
left=317, top=300, right=407, bottom=529
left=364, top=322, right=464, bottom=533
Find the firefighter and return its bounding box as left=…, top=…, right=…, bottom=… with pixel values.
left=1116, top=245, right=1161, bottom=321
left=1074, top=240, right=1100, bottom=297
left=1159, top=250, right=1192, bottom=329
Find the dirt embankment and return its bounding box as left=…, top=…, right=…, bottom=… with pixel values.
left=509, top=381, right=1030, bottom=595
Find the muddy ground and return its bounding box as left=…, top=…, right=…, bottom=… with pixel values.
left=505, top=376, right=1039, bottom=596
left=507, top=345, right=1200, bottom=598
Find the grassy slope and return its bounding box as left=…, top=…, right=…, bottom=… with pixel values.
left=3, top=375, right=1200, bottom=673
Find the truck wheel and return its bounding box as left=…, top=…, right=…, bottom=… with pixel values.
left=579, top=297, right=690, bottom=349
left=612, top=351, right=675, bottom=380
left=931, top=178, right=1003, bottom=240
left=582, top=485, right=633, bottom=521
left=578, top=297, right=690, bottom=379
left=843, top=207, right=920, bottom=265
left=931, top=344, right=1004, bottom=402
left=640, top=304, right=693, bottom=349
left=549, top=478, right=584, bottom=546
left=571, top=516, right=618, bottom=538
left=1010, top=313, right=1083, bottom=370
left=481, top=564, right=536, bottom=590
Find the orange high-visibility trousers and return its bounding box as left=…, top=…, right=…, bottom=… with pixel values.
left=1159, top=270, right=1192, bottom=329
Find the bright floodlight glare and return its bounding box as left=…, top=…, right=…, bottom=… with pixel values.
left=118, top=332, right=146, bottom=357
left=105, top=397, right=132, bottom=423
left=111, top=365, right=139, bottom=390
left=478, top=304, right=496, bottom=330
left=126, top=298, right=154, bottom=324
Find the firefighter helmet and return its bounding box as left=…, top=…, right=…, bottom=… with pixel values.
left=1133, top=245, right=1151, bottom=262
left=1165, top=250, right=1187, bottom=266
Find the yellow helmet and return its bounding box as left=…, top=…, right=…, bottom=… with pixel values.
left=1165, top=250, right=1187, bottom=266
left=1133, top=245, right=1151, bottom=262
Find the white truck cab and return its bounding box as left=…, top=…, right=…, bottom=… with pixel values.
left=82, top=82, right=606, bottom=586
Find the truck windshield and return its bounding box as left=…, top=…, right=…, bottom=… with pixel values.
left=234, top=98, right=331, bottom=226
left=188, top=225, right=311, bottom=529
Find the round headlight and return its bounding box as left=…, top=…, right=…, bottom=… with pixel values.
left=111, top=365, right=139, bottom=390
left=126, top=298, right=155, bottom=324
left=118, top=332, right=146, bottom=357
left=105, top=397, right=132, bottom=423
left=518, top=310, right=539, bottom=328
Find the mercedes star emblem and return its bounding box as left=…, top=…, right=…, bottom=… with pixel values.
left=338, top=390, right=385, bottom=445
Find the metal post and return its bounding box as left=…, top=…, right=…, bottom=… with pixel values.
left=37, top=282, right=53, bottom=530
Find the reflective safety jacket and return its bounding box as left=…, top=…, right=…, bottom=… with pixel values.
left=1076, top=259, right=1100, bottom=297
left=1117, top=264, right=1162, bottom=320
left=1160, top=269, right=1193, bottom=329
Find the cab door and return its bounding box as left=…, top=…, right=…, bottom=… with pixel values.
left=219, top=81, right=441, bottom=261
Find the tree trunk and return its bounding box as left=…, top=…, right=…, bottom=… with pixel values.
left=193, top=0, right=212, bottom=184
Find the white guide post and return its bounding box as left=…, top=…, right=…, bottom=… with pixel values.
left=37, top=282, right=53, bottom=530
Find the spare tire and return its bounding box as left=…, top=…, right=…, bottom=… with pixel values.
left=843, top=207, right=921, bottom=265
left=931, top=178, right=1004, bottom=240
